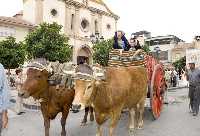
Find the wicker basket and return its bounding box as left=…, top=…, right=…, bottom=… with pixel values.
left=108, top=49, right=145, bottom=67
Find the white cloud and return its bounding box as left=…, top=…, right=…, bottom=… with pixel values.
left=0, top=0, right=23, bottom=17
left=104, top=0, right=200, bottom=42
left=0, top=0, right=200, bottom=42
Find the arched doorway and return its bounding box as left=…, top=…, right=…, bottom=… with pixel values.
left=77, top=45, right=92, bottom=65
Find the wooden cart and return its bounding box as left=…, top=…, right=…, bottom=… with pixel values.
left=108, top=50, right=166, bottom=119
left=145, top=55, right=166, bottom=119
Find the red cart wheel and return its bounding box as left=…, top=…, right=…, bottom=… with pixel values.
left=150, top=64, right=165, bottom=120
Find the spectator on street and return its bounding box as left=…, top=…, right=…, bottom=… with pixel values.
left=171, top=70, right=178, bottom=87
left=15, top=68, right=25, bottom=115
left=165, top=68, right=171, bottom=88
left=0, top=63, right=10, bottom=135
left=186, top=62, right=200, bottom=116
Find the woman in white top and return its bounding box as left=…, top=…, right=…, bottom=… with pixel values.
left=15, top=69, right=25, bottom=115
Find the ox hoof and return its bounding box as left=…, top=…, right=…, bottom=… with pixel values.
left=90, top=115, right=94, bottom=122
left=129, top=128, right=135, bottom=136
left=61, top=131, right=66, bottom=136
left=136, top=126, right=143, bottom=130
left=137, top=123, right=143, bottom=129
left=80, top=122, right=87, bottom=126
left=137, top=120, right=144, bottom=130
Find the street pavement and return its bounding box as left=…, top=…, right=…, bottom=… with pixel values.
left=2, top=87, right=200, bottom=136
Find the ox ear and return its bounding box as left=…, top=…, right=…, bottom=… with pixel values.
left=41, top=69, right=49, bottom=77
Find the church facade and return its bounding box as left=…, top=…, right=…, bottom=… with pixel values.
left=22, top=0, right=119, bottom=64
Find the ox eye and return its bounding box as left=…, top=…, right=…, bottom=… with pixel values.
left=87, top=85, right=92, bottom=89
left=37, top=75, right=41, bottom=78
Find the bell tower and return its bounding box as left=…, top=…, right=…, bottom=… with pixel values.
left=23, top=0, right=44, bottom=24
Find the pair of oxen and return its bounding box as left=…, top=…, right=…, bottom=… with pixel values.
left=19, top=61, right=148, bottom=136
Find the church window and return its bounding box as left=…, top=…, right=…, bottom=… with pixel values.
left=51, top=9, right=58, bottom=17
left=81, top=19, right=89, bottom=32
left=95, top=20, right=98, bottom=33
left=107, top=24, right=111, bottom=30
left=71, top=14, right=74, bottom=30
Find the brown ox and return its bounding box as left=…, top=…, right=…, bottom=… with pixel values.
left=19, top=68, right=75, bottom=136
left=72, top=79, right=94, bottom=125
left=72, top=63, right=95, bottom=125
left=72, top=66, right=148, bottom=136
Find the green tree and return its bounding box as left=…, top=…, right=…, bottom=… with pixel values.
left=172, top=56, right=186, bottom=70
left=92, top=39, right=113, bottom=67
left=25, top=22, right=72, bottom=63
left=142, top=43, right=151, bottom=53
left=0, top=37, right=26, bottom=70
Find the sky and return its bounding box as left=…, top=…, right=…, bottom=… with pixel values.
left=0, top=0, right=200, bottom=42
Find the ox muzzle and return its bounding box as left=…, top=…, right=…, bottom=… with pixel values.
left=71, top=104, right=82, bottom=113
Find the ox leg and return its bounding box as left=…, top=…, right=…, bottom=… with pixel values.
left=44, top=118, right=50, bottom=136
left=109, top=110, right=121, bottom=136
left=129, top=108, right=135, bottom=134
left=89, top=107, right=94, bottom=122
left=137, top=101, right=145, bottom=129
left=81, top=107, right=89, bottom=126
left=95, top=112, right=107, bottom=136
left=61, top=110, right=69, bottom=136
left=96, top=125, right=103, bottom=136
left=41, top=106, right=50, bottom=136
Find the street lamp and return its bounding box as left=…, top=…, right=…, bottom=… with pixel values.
left=90, top=31, right=104, bottom=44
left=154, top=46, right=161, bottom=60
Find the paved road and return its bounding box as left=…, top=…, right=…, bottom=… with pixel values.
left=3, top=87, right=200, bottom=136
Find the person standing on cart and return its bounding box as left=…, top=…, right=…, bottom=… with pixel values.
left=186, top=62, right=200, bottom=116
left=113, top=31, right=130, bottom=51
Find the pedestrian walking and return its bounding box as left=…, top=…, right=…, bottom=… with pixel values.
left=186, top=62, right=200, bottom=116
left=0, top=63, right=10, bottom=136
left=165, top=69, right=171, bottom=88
left=15, top=68, right=25, bottom=115
left=171, top=70, right=177, bottom=87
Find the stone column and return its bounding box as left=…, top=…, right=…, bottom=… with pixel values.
left=90, top=12, right=95, bottom=35
left=115, top=19, right=118, bottom=31
left=98, top=14, right=103, bottom=36
left=35, top=0, right=44, bottom=25
left=74, top=8, right=80, bottom=36
left=168, top=49, right=172, bottom=62
left=64, top=5, right=71, bottom=35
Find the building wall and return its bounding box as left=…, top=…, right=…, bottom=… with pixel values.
left=22, top=0, right=118, bottom=64
left=171, top=49, right=185, bottom=62
left=0, top=26, right=16, bottom=38
left=0, top=25, right=29, bottom=42
left=73, top=0, right=83, bottom=3
left=101, top=15, right=116, bottom=39
left=88, top=1, right=108, bottom=11
left=149, top=44, right=175, bottom=52
left=193, top=41, right=200, bottom=49
left=15, top=26, right=30, bottom=42
left=23, top=0, right=36, bottom=24
left=149, top=44, right=176, bottom=63
left=43, top=0, right=66, bottom=33
left=78, top=8, right=92, bottom=37
left=35, top=0, right=44, bottom=24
